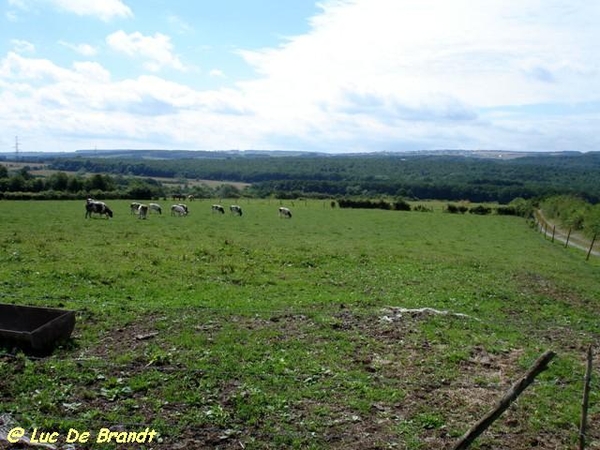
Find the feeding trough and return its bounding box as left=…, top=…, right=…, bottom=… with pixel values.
left=0, top=303, right=76, bottom=353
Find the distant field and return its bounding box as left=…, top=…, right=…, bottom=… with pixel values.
left=13, top=164, right=252, bottom=191
left=0, top=200, right=598, bottom=449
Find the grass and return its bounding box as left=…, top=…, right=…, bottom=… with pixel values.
left=0, top=199, right=598, bottom=449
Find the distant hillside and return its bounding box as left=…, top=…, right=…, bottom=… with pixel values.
left=37, top=150, right=599, bottom=203
left=0, top=148, right=579, bottom=161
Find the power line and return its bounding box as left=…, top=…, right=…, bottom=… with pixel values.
left=14, top=136, right=20, bottom=160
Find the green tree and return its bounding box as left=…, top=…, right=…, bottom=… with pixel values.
left=47, top=172, right=70, bottom=191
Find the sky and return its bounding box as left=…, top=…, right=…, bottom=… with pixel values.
left=1, top=0, right=599, bottom=154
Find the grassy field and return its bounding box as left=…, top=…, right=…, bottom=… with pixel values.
left=0, top=199, right=598, bottom=449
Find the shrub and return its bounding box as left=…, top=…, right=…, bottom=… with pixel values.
left=469, top=205, right=492, bottom=215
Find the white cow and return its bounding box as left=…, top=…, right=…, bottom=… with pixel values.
left=149, top=203, right=162, bottom=214
left=278, top=207, right=292, bottom=218
left=230, top=205, right=243, bottom=216
left=171, top=204, right=187, bottom=216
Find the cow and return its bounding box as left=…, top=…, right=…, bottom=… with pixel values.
left=230, top=205, right=243, bottom=216
left=177, top=203, right=189, bottom=214
left=278, top=207, right=292, bottom=218
left=149, top=203, right=162, bottom=214
left=85, top=199, right=113, bottom=219
left=171, top=204, right=187, bottom=216
left=187, top=194, right=195, bottom=201
left=212, top=204, right=225, bottom=214
left=137, top=204, right=149, bottom=219
left=130, top=202, right=142, bottom=214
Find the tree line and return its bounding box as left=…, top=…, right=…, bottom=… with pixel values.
left=2, top=152, right=599, bottom=206
left=47, top=152, right=600, bottom=203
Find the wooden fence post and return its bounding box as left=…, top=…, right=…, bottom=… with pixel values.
left=551, top=225, right=556, bottom=243
left=579, top=346, right=593, bottom=450
left=452, top=350, right=556, bottom=450
left=565, top=228, right=572, bottom=248
left=586, top=234, right=597, bottom=261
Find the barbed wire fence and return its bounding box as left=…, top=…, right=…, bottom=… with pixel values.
left=533, top=211, right=599, bottom=260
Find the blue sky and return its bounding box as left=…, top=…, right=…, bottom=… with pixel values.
left=1, top=0, right=599, bottom=153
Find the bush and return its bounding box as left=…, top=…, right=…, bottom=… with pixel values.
left=392, top=199, right=412, bottom=211
left=445, top=203, right=468, bottom=214
left=413, top=204, right=433, bottom=212
left=469, top=205, right=492, bottom=215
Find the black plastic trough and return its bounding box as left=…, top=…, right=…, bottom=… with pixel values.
left=0, top=303, right=76, bottom=353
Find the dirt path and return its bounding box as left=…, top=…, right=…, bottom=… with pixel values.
left=534, top=209, right=599, bottom=258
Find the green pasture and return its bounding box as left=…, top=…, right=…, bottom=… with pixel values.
left=0, top=199, right=598, bottom=449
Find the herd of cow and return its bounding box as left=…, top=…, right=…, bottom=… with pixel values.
left=84, top=198, right=293, bottom=220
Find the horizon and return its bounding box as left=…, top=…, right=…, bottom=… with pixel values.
left=1, top=1, right=599, bottom=154
left=0, top=148, right=591, bottom=158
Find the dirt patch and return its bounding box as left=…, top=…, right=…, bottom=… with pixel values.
left=4, top=308, right=596, bottom=449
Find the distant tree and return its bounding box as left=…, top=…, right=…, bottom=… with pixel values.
left=86, top=174, right=115, bottom=192
left=46, top=172, right=69, bottom=191
left=67, top=176, right=85, bottom=193
left=215, top=184, right=241, bottom=198
left=8, top=175, right=26, bottom=191
left=584, top=204, right=600, bottom=237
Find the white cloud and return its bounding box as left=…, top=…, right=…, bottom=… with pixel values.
left=168, top=14, right=193, bottom=34
left=230, top=0, right=600, bottom=151
left=1, top=0, right=600, bottom=153
left=59, top=41, right=98, bottom=57
left=50, top=0, right=132, bottom=21
left=10, top=39, right=35, bottom=53
left=0, top=50, right=255, bottom=151
left=209, top=69, right=225, bottom=78
left=106, top=30, right=185, bottom=72
left=7, top=0, right=30, bottom=9
left=5, top=11, right=18, bottom=21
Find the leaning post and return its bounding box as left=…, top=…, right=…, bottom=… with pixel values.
left=578, top=346, right=593, bottom=450
left=586, top=233, right=597, bottom=261
left=452, top=350, right=556, bottom=450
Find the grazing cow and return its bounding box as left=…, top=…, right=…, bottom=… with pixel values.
left=230, top=205, right=243, bottom=216
left=212, top=204, right=225, bottom=214
left=85, top=199, right=113, bottom=219
left=149, top=203, right=162, bottom=214
left=172, top=193, right=185, bottom=201
left=137, top=204, right=149, bottom=219
left=130, top=202, right=142, bottom=214
left=187, top=194, right=195, bottom=201
left=278, top=207, right=292, bottom=218
left=177, top=203, right=189, bottom=214
left=171, top=204, right=187, bottom=216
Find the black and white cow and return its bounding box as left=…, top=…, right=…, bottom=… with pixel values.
left=212, top=204, right=225, bottom=214
left=137, top=204, right=149, bottom=219
left=149, top=203, right=162, bottom=214
left=130, top=202, right=142, bottom=214
left=85, top=199, right=113, bottom=219
left=278, top=207, right=292, bottom=218
left=171, top=204, right=187, bottom=216
left=230, top=205, right=243, bottom=216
